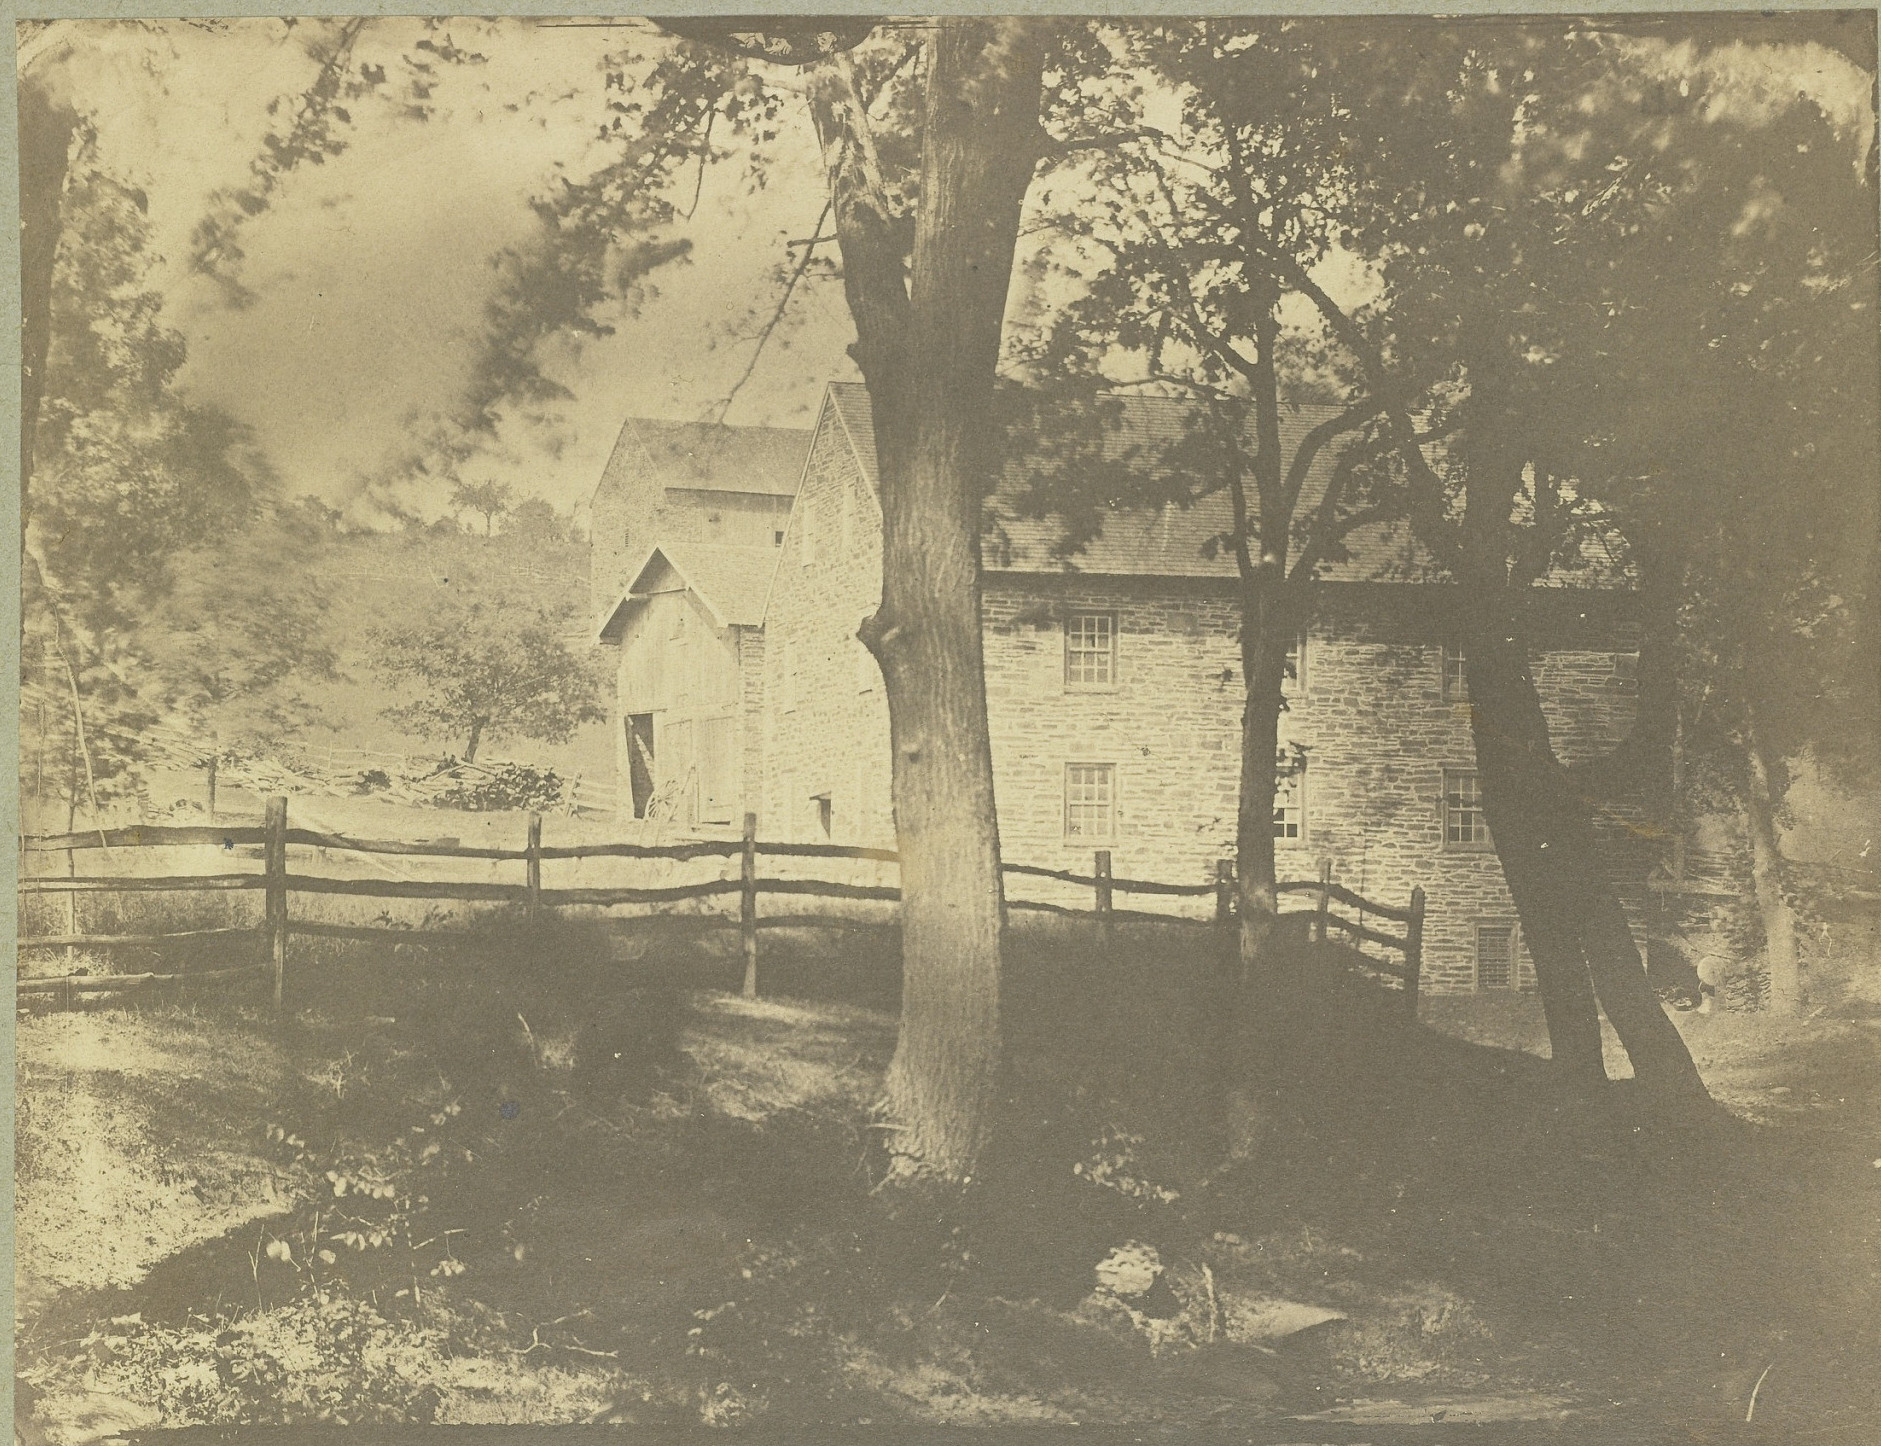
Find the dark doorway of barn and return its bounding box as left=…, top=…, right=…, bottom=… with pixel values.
left=627, top=714, right=656, bottom=819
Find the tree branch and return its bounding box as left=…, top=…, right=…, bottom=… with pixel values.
left=714, top=195, right=834, bottom=421
left=1246, top=239, right=1465, bottom=575
left=1279, top=398, right=1383, bottom=517
left=1039, top=126, right=1164, bottom=160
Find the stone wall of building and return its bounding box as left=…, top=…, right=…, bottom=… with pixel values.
left=760, top=399, right=895, bottom=846
left=588, top=423, right=796, bottom=622
left=750, top=394, right=1655, bottom=995
left=971, top=579, right=1646, bottom=994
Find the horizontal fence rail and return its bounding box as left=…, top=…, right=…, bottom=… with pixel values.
left=18, top=801, right=1425, bottom=1012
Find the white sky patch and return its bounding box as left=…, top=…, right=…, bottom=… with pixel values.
left=29, top=18, right=857, bottom=521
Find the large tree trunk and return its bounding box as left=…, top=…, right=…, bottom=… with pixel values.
left=1459, top=594, right=1607, bottom=1083
left=842, top=20, right=1047, bottom=1181
left=1210, top=578, right=1294, bottom=1170
left=1234, top=586, right=1290, bottom=971
left=1462, top=590, right=1711, bottom=1107
left=1740, top=716, right=1804, bottom=1015
left=19, top=75, right=77, bottom=505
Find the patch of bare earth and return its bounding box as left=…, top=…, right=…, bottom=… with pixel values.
left=15, top=1007, right=299, bottom=1322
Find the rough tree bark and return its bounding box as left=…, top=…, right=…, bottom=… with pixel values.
left=1457, top=589, right=1608, bottom=1083
left=1229, top=307, right=1294, bottom=972
left=1454, top=448, right=1711, bottom=1106
left=1283, top=269, right=1711, bottom=1105
left=823, top=20, right=1050, bottom=1180
left=19, top=74, right=78, bottom=501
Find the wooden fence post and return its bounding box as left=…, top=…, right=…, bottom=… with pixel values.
left=1404, top=885, right=1426, bottom=1018
left=1214, top=859, right=1233, bottom=929
left=64, top=844, right=79, bottom=973
left=1314, top=857, right=1332, bottom=945
left=1094, top=849, right=1113, bottom=920
left=740, top=812, right=759, bottom=998
left=525, top=813, right=543, bottom=923
left=264, top=796, right=288, bottom=1013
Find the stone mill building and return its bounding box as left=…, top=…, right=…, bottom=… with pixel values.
left=593, top=383, right=1651, bottom=994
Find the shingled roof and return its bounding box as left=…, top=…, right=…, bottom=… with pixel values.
left=593, top=416, right=811, bottom=503
left=820, top=382, right=1436, bottom=583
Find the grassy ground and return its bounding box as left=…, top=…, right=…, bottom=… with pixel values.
left=15, top=921, right=1881, bottom=1441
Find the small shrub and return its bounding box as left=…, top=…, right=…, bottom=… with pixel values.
left=428, top=760, right=564, bottom=812
left=53, top=1295, right=449, bottom=1426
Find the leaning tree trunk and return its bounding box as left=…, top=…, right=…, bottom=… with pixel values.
left=844, top=19, right=1048, bottom=1181
left=1462, top=590, right=1711, bottom=1107
left=1459, top=594, right=1606, bottom=1083
left=1740, top=715, right=1804, bottom=1015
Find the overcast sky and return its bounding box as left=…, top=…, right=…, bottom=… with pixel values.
left=26, top=17, right=1874, bottom=529
left=30, top=17, right=860, bottom=522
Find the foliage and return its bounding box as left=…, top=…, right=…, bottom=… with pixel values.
left=448, top=480, right=513, bottom=536
left=428, top=760, right=566, bottom=813
left=21, top=139, right=323, bottom=822
left=1321, top=23, right=1877, bottom=792
left=141, top=506, right=341, bottom=755
left=449, top=36, right=791, bottom=458
left=502, top=495, right=578, bottom=546
left=55, top=1296, right=448, bottom=1427
left=364, top=552, right=605, bottom=762
left=188, top=18, right=494, bottom=307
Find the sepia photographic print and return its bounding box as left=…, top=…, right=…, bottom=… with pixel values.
left=12, top=10, right=1881, bottom=1443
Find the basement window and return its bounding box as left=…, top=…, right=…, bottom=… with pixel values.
left=1476, top=921, right=1518, bottom=991
left=1274, top=758, right=1305, bottom=841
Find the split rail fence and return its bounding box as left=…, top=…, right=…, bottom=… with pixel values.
left=19, top=799, right=1425, bottom=1011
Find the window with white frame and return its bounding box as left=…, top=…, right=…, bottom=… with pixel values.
left=1274, top=756, right=1306, bottom=841
left=1443, top=768, right=1490, bottom=847
left=1442, top=645, right=1469, bottom=701
left=1065, top=612, right=1117, bottom=687
left=1064, top=763, right=1116, bottom=840
left=1284, top=632, right=1307, bottom=692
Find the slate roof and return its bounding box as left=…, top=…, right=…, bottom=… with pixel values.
left=821, top=382, right=1436, bottom=583
left=819, top=381, right=1627, bottom=588
left=597, top=540, right=780, bottom=641
left=594, top=417, right=811, bottom=501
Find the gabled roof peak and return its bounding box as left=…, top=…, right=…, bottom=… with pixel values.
left=597, top=539, right=781, bottom=641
